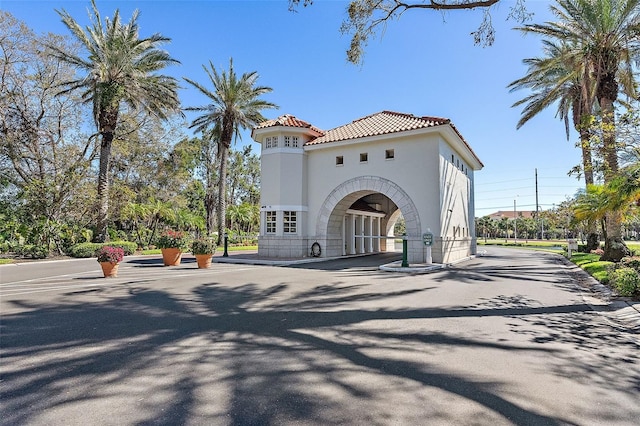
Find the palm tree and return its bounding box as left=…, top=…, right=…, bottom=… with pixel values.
left=184, top=58, right=277, bottom=244
left=48, top=0, right=181, bottom=242
left=509, top=38, right=601, bottom=249
left=517, top=0, right=640, bottom=261
left=509, top=39, right=596, bottom=185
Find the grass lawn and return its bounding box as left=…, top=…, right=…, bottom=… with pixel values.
left=0, top=258, right=14, bottom=265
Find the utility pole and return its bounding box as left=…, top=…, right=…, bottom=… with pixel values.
left=535, top=168, right=541, bottom=239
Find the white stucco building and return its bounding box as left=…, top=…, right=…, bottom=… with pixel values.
left=251, top=110, right=483, bottom=264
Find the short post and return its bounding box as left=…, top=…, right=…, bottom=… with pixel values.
left=223, top=232, right=229, bottom=257
left=567, top=238, right=577, bottom=259
left=402, top=233, right=408, bottom=267
left=423, top=230, right=434, bottom=264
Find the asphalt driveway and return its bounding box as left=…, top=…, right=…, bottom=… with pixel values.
left=1, top=247, right=639, bottom=425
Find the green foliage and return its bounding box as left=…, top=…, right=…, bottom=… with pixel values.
left=570, top=252, right=602, bottom=266
left=69, top=241, right=136, bottom=258
left=106, top=241, right=137, bottom=256
left=610, top=267, right=640, bottom=296
left=582, top=261, right=615, bottom=284
left=191, top=238, right=216, bottom=255
left=69, top=242, right=102, bottom=258
left=620, top=256, right=640, bottom=271
left=15, top=244, right=49, bottom=259
left=156, top=230, right=189, bottom=250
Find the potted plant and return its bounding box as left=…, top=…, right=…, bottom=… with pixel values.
left=96, top=246, right=124, bottom=277
left=191, top=238, right=216, bottom=269
left=157, top=230, right=189, bottom=266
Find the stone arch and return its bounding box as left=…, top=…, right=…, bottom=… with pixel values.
left=315, top=176, right=422, bottom=261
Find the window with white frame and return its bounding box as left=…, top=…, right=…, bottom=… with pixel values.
left=283, top=211, right=297, bottom=233
left=272, top=135, right=278, bottom=147
left=292, top=136, right=299, bottom=147
left=266, top=211, right=276, bottom=233
left=284, top=136, right=291, bottom=147
left=265, top=137, right=272, bottom=149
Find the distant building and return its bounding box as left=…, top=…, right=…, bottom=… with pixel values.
left=251, top=111, right=484, bottom=264
left=487, top=211, right=535, bottom=220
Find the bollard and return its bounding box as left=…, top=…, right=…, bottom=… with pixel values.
left=223, top=232, right=229, bottom=257
left=402, top=233, right=408, bottom=267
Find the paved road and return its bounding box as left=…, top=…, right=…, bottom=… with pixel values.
left=1, top=248, right=639, bottom=425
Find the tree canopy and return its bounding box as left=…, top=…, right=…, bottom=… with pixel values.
left=289, top=0, right=531, bottom=64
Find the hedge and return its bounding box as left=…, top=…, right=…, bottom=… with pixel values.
left=69, top=241, right=137, bottom=258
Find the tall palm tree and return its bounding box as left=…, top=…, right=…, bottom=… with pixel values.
left=509, top=38, right=600, bottom=249
left=48, top=0, right=181, bottom=242
left=518, top=0, right=640, bottom=261
left=509, top=39, right=596, bottom=184
left=184, top=58, right=277, bottom=244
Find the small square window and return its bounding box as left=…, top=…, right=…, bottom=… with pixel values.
left=283, top=211, right=297, bottom=233
left=272, top=136, right=278, bottom=148
left=385, top=149, right=394, bottom=159
left=292, top=136, right=299, bottom=147
left=266, top=211, right=276, bottom=234
left=360, top=153, right=368, bottom=163
left=336, top=156, right=344, bottom=166
left=284, top=136, right=291, bottom=147
left=265, top=137, right=272, bottom=149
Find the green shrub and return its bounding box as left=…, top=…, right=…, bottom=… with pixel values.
left=16, top=244, right=49, bottom=259
left=69, top=241, right=136, bottom=258
left=106, top=241, right=137, bottom=255
left=191, top=238, right=216, bottom=255
left=620, top=256, right=640, bottom=272
left=69, top=242, right=102, bottom=258
left=610, top=267, right=640, bottom=297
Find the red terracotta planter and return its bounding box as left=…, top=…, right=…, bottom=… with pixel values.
left=195, top=254, right=213, bottom=269
left=161, top=248, right=182, bottom=266
left=100, top=261, right=119, bottom=278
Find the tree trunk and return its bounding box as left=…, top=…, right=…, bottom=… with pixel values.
left=602, top=210, right=630, bottom=261
left=579, top=128, right=599, bottom=252
left=94, top=132, right=113, bottom=243
left=205, top=162, right=216, bottom=235
left=93, top=108, right=118, bottom=243
left=598, top=71, right=627, bottom=261
left=216, top=145, right=229, bottom=246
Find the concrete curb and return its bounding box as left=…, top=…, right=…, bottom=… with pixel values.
left=555, top=253, right=640, bottom=330
left=378, top=255, right=476, bottom=274
left=211, top=252, right=376, bottom=267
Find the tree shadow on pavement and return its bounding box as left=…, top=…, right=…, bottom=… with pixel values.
left=1, top=273, right=637, bottom=425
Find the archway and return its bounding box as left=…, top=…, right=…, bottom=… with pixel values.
left=315, top=176, right=423, bottom=263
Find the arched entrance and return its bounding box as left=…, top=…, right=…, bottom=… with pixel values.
left=315, top=176, right=424, bottom=263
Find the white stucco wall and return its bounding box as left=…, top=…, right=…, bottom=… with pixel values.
left=438, top=140, right=476, bottom=263
left=305, top=131, right=444, bottom=263
left=254, top=122, right=480, bottom=264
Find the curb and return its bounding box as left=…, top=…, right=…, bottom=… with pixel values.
left=556, top=253, right=640, bottom=330
left=378, top=255, right=475, bottom=274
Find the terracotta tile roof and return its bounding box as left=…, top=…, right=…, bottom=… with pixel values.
left=254, top=114, right=324, bottom=136
left=488, top=211, right=536, bottom=220
left=305, top=111, right=451, bottom=145
left=254, top=110, right=483, bottom=168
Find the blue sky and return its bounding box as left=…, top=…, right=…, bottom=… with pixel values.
left=1, top=0, right=585, bottom=216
